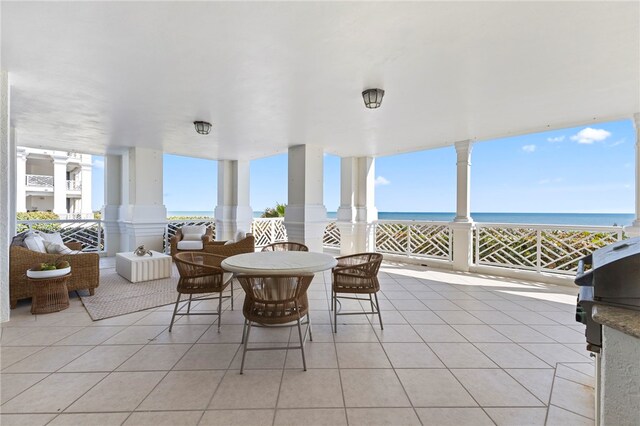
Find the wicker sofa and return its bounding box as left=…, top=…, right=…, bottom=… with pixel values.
left=10, top=242, right=100, bottom=309
left=203, top=233, right=255, bottom=258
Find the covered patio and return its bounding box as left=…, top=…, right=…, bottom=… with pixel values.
left=1, top=1, right=639, bottom=425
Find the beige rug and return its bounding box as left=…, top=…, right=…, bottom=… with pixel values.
left=79, top=266, right=181, bottom=321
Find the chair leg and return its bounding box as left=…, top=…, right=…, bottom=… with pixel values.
left=333, top=293, right=338, bottom=333
left=240, top=321, right=253, bottom=375
left=169, top=293, right=182, bottom=332
left=217, top=290, right=223, bottom=333
left=241, top=318, right=248, bottom=344
left=307, top=312, right=313, bottom=342
left=230, top=279, right=234, bottom=311
left=187, top=294, right=193, bottom=314
left=374, top=292, right=384, bottom=330
left=296, top=317, right=307, bottom=371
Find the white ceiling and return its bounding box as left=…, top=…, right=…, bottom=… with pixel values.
left=2, top=1, right=639, bottom=160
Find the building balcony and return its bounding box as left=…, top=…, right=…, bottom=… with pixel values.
left=66, top=179, right=82, bottom=191
left=25, top=174, right=53, bottom=188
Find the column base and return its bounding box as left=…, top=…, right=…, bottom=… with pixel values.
left=337, top=221, right=376, bottom=255
left=623, top=220, right=640, bottom=238
left=450, top=221, right=474, bottom=272
left=284, top=204, right=327, bottom=253
left=118, top=204, right=167, bottom=252
left=214, top=205, right=254, bottom=241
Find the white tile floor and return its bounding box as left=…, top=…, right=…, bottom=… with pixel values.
left=1, top=261, right=595, bottom=425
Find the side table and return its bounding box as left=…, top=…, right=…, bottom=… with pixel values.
left=29, top=274, right=71, bottom=314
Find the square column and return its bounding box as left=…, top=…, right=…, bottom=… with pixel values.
left=284, top=145, right=328, bottom=252
left=624, top=113, right=640, bottom=237
left=118, top=147, right=167, bottom=252
left=52, top=155, right=68, bottom=215
left=214, top=160, right=253, bottom=241
left=101, top=154, right=124, bottom=256
left=337, top=157, right=378, bottom=254
left=1, top=70, right=11, bottom=322
left=16, top=147, right=26, bottom=212
left=80, top=157, right=92, bottom=216
left=451, top=140, right=474, bottom=272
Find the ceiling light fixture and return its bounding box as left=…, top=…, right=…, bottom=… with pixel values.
left=193, top=121, right=212, bottom=135
left=362, top=88, right=385, bottom=109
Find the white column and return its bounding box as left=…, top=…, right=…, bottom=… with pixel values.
left=1, top=70, right=11, bottom=322
left=80, top=158, right=92, bottom=216
left=284, top=145, right=328, bottom=252
left=451, top=140, right=474, bottom=272
left=102, top=154, right=123, bottom=256
left=118, top=147, right=167, bottom=252
left=624, top=113, right=640, bottom=237
left=52, top=155, right=67, bottom=215
left=337, top=157, right=378, bottom=254
left=214, top=160, right=253, bottom=241
left=16, top=146, right=26, bottom=212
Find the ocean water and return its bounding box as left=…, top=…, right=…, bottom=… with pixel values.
left=168, top=211, right=634, bottom=227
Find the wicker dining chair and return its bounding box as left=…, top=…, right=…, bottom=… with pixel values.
left=261, top=242, right=309, bottom=252
left=331, top=252, right=384, bottom=333
left=171, top=252, right=233, bottom=332
left=236, top=274, right=314, bottom=374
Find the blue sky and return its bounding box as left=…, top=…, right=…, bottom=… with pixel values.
left=92, top=118, right=635, bottom=214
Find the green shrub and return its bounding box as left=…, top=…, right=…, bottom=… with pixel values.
left=16, top=211, right=61, bottom=233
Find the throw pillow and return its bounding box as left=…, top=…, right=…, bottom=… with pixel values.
left=234, top=230, right=246, bottom=242
left=182, top=233, right=203, bottom=241
left=37, top=231, right=65, bottom=247
left=11, top=231, right=32, bottom=247
left=24, top=233, right=47, bottom=253
left=44, top=242, right=73, bottom=255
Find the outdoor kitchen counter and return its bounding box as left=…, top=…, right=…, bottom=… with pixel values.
left=593, top=304, right=640, bottom=339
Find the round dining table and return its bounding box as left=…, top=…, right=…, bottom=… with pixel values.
left=221, top=251, right=337, bottom=275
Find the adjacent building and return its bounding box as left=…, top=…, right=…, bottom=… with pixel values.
left=16, top=147, right=92, bottom=219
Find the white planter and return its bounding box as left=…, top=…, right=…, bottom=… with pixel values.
left=27, top=266, right=71, bottom=279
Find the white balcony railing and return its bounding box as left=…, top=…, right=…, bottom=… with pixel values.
left=475, top=222, right=624, bottom=275
left=25, top=174, right=54, bottom=188
left=66, top=180, right=82, bottom=191
left=16, top=219, right=104, bottom=253
left=375, top=220, right=453, bottom=261
left=251, top=218, right=287, bottom=248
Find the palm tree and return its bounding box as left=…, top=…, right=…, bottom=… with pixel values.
left=261, top=202, right=286, bottom=218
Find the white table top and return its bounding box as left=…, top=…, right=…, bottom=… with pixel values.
left=115, top=250, right=170, bottom=261
left=221, top=251, right=337, bottom=275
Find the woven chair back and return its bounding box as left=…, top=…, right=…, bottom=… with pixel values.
left=261, top=242, right=309, bottom=252
left=174, top=252, right=227, bottom=294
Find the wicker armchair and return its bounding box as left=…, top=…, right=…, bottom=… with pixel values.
left=236, top=274, right=314, bottom=374
left=171, top=252, right=233, bottom=332
left=203, top=233, right=255, bottom=258
left=9, top=244, right=99, bottom=309
left=261, top=242, right=308, bottom=252
left=170, top=226, right=214, bottom=257
left=331, top=252, right=384, bottom=332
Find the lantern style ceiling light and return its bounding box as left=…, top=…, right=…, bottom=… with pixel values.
left=362, top=88, right=385, bottom=109
left=193, top=121, right=212, bottom=135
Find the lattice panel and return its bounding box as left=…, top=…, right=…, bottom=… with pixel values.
left=409, top=223, right=452, bottom=260
left=323, top=221, right=341, bottom=248
left=540, top=230, right=620, bottom=273
left=477, top=227, right=537, bottom=270
left=375, top=223, right=409, bottom=254
left=251, top=218, right=287, bottom=247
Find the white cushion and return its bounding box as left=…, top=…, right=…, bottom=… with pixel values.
left=37, top=232, right=65, bottom=247
left=182, top=233, right=203, bottom=241
left=44, top=243, right=79, bottom=255
left=181, top=225, right=206, bottom=236
left=234, top=230, right=246, bottom=242
left=224, top=239, right=235, bottom=245
left=177, top=240, right=204, bottom=250
left=24, top=234, right=46, bottom=253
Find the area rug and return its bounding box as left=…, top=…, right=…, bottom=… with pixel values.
left=78, top=266, right=180, bottom=321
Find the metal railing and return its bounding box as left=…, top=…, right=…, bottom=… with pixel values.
left=164, top=220, right=216, bottom=252
left=66, top=180, right=82, bottom=191
left=25, top=174, right=54, bottom=188
left=17, top=220, right=104, bottom=252
left=375, top=220, right=453, bottom=261
left=475, top=222, right=624, bottom=275
left=251, top=218, right=287, bottom=248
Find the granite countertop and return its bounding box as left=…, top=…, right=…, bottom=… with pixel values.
left=593, top=304, right=640, bottom=339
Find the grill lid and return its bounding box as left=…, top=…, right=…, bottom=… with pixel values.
left=575, top=237, right=640, bottom=287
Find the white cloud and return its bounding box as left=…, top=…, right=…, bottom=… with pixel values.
left=547, top=136, right=565, bottom=143
left=570, top=127, right=611, bottom=144
left=374, top=176, right=390, bottom=186
left=92, top=159, right=104, bottom=168
left=522, top=144, right=536, bottom=153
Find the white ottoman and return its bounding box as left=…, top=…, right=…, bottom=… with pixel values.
left=116, top=250, right=172, bottom=283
